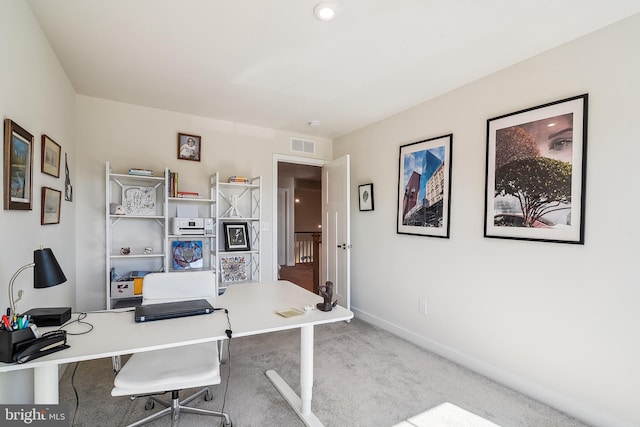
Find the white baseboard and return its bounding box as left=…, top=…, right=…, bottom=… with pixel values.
left=351, top=306, right=635, bottom=427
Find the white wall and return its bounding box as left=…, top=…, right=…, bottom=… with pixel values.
left=335, top=13, right=640, bottom=427
left=74, top=96, right=332, bottom=310
left=0, top=1, right=76, bottom=402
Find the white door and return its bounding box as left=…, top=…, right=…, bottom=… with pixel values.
left=322, top=155, right=350, bottom=311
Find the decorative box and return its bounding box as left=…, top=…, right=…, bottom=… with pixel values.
left=111, top=280, right=134, bottom=298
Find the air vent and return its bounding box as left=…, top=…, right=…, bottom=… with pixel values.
left=290, top=137, right=315, bottom=154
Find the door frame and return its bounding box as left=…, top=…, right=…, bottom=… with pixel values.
left=272, top=154, right=327, bottom=281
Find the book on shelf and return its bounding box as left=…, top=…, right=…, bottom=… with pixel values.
left=177, top=191, right=201, bottom=199
left=129, top=168, right=154, bottom=176
left=168, top=170, right=179, bottom=197
left=228, top=175, right=249, bottom=183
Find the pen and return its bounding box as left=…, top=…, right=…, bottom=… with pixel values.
left=2, top=315, right=13, bottom=331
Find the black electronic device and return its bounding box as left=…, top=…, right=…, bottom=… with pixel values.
left=23, top=307, right=72, bottom=327
left=134, top=299, right=216, bottom=323
left=13, top=330, right=69, bottom=364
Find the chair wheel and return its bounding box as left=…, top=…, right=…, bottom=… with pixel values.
left=204, top=389, right=213, bottom=401
left=144, top=400, right=154, bottom=410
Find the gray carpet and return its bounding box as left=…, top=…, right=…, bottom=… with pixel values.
left=59, top=317, right=590, bottom=427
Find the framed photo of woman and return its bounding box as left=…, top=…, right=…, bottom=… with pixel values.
left=177, top=132, right=201, bottom=161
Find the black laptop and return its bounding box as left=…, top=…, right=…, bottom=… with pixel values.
left=134, top=299, right=215, bottom=323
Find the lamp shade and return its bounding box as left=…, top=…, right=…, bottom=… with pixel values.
left=33, top=248, right=67, bottom=288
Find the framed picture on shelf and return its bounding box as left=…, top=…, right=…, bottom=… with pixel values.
left=177, top=132, right=201, bottom=161
left=220, top=255, right=248, bottom=283
left=122, top=185, right=157, bottom=215
left=223, top=222, right=250, bottom=251
left=41, top=135, right=61, bottom=178
left=397, top=133, right=453, bottom=238
left=484, top=94, right=588, bottom=244
left=172, top=240, right=203, bottom=270
left=3, top=119, right=34, bottom=210
left=41, top=187, right=61, bottom=225
left=358, top=183, right=374, bottom=211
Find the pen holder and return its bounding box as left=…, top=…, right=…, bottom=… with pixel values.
left=0, top=328, right=36, bottom=363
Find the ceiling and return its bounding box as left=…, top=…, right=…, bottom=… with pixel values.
left=27, top=0, right=640, bottom=139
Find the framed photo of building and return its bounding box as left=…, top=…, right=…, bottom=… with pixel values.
left=3, top=119, right=34, bottom=210
left=41, top=187, right=61, bottom=224
left=41, top=134, right=61, bottom=178
left=177, top=132, right=201, bottom=161
left=397, top=134, right=452, bottom=238
left=484, top=94, right=588, bottom=244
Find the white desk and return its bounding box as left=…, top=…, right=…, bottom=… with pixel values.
left=0, top=280, right=353, bottom=427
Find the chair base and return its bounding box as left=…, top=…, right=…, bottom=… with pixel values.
left=126, top=387, right=232, bottom=427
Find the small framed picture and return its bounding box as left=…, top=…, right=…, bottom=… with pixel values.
left=41, top=187, right=61, bottom=225
left=358, top=183, right=374, bottom=211
left=177, top=132, right=201, bottom=161
left=4, top=119, right=34, bottom=210
left=223, top=222, right=250, bottom=251
left=41, top=135, right=61, bottom=178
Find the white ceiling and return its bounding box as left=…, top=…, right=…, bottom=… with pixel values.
left=27, top=0, right=640, bottom=139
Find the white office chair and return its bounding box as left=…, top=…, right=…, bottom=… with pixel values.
left=111, top=271, right=231, bottom=427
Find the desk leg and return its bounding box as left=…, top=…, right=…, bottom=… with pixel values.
left=299, top=324, right=314, bottom=414
left=33, top=365, right=59, bottom=404
left=265, top=325, right=323, bottom=427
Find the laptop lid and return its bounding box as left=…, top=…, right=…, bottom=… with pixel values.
left=134, top=299, right=215, bottom=323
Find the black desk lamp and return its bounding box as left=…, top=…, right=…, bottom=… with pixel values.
left=8, top=247, right=67, bottom=317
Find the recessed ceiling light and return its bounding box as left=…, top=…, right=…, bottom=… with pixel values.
left=314, top=2, right=337, bottom=21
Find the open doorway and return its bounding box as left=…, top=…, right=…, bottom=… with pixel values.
left=277, top=161, right=322, bottom=293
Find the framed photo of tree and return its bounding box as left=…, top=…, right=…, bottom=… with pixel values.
left=484, top=94, right=588, bottom=244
